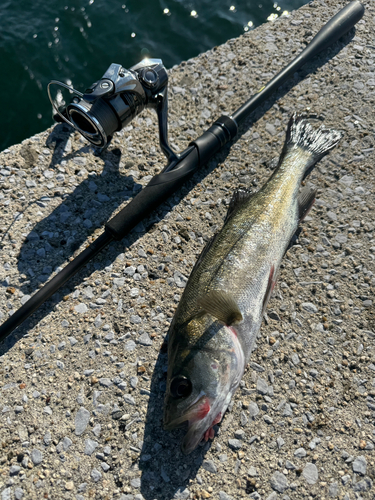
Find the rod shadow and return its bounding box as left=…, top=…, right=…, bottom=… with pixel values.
left=17, top=124, right=141, bottom=295
left=1, top=26, right=357, bottom=498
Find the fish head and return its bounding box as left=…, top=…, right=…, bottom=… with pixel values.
left=163, top=319, right=245, bottom=454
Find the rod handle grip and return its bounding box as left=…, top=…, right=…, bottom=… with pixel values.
left=303, top=1, right=364, bottom=58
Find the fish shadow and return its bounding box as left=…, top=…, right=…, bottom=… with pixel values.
left=138, top=347, right=212, bottom=500
left=17, top=124, right=141, bottom=295
left=138, top=321, right=229, bottom=499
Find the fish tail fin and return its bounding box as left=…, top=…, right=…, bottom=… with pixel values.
left=280, top=113, right=343, bottom=176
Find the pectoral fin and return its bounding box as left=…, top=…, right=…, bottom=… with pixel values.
left=198, top=290, right=243, bottom=326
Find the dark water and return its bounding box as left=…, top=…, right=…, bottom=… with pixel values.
left=1, top=0, right=309, bottom=152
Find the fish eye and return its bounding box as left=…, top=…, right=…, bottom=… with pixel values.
left=170, top=376, right=192, bottom=398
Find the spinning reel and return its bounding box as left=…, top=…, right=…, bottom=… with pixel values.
left=48, top=58, right=178, bottom=161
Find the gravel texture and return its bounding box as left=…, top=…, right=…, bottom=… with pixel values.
left=0, top=1, right=374, bottom=499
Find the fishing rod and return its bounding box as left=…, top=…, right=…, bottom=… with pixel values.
left=0, top=0, right=364, bottom=342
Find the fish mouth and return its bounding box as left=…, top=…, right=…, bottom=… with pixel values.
left=164, top=394, right=224, bottom=455
left=180, top=417, right=218, bottom=455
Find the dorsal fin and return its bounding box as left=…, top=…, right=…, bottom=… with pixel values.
left=224, top=188, right=252, bottom=223
left=198, top=290, right=243, bottom=326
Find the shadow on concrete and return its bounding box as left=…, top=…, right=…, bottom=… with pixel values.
left=1, top=31, right=356, bottom=494
left=136, top=346, right=213, bottom=500
left=17, top=124, right=142, bottom=294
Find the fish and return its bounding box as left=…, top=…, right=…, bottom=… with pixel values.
left=163, top=113, right=342, bottom=454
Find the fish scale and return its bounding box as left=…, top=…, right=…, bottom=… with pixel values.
left=164, top=113, right=343, bottom=454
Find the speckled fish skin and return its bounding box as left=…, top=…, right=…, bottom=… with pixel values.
left=163, top=113, right=343, bottom=454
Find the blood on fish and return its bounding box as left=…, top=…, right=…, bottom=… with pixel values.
left=196, top=398, right=211, bottom=420
left=203, top=412, right=222, bottom=441
left=228, top=326, right=238, bottom=337
left=204, top=427, right=216, bottom=441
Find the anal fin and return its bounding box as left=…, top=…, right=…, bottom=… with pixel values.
left=285, top=186, right=316, bottom=255
left=262, top=265, right=277, bottom=314
left=298, top=186, right=316, bottom=222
